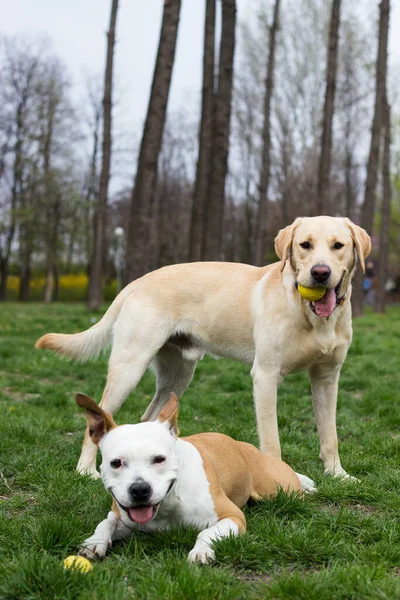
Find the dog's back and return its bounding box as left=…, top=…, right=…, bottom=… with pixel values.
left=182, top=432, right=301, bottom=509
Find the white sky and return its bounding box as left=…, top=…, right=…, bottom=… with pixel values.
left=1, top=0, right=399, bottom=154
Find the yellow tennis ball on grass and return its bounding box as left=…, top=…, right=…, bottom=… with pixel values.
left=63, top=555, right=93, bottom=573
left=297, top=284, right=326, bottom=302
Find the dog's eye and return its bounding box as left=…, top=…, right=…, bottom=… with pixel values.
left=300, top=242, right=311, bottom=249
left=153, top=455, right=166, bottom=465
left=333, top=242, right=344, bottom=250
left=110, top=459, right=122, bottom=469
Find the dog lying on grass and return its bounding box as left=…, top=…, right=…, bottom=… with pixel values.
left=76, top=392, right=315, bottom=564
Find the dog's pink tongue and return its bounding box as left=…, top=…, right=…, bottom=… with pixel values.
left=128, top=506, right=153, bottom=524
left=314, top=288, right=336, bottom=318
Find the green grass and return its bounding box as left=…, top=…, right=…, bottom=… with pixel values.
left=0, top=303, right=399, bottom=600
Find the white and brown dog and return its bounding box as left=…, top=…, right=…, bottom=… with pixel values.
left=76, top=392, right=315, bottom=564
left=36, top=216, right=371, bottom=480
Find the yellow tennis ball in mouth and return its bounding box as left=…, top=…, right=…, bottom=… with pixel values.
left=63, top=555, right=93, bottom=573
left=297, top=284, right=326, bottom=302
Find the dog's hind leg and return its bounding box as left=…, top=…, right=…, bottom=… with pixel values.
left=76, top=348, right=156, bottom=477
left=141, top=342, right=199, bottom=422
left=77, top=302, right=172, bottom=476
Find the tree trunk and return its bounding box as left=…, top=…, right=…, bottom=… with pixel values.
left=43, top=194, right=61, bottom=304
left=83, top=104, right=101, bottom=273
left=254, top=0, right=280, bottom=266
left=344, top=134, right=354, bottom=221
left=352, top=0, right=390, bottom=317
left=202, top=0, right=236, bottom=261
left=19, top=220, right=34, bottom=302
left=0, top=104, right=24, bottom=301
left=125, top=0, right=181, bottom=282
left=0, top=257, right=9, bottom=301
left=375, top=100, right=391, bottom=313
left=19, top=262, right=31, bottom=302
left=316, top=0, right=341, bottom=216
left=87, top=0, right=119, bottom=310
left=188, top=0, right=215, bottom=262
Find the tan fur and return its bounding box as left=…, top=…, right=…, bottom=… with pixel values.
left=183, top=433, right=301, bottom=533
left=156, top=393, right=179, bottom=437
left=111, top=498, right=121, bottom=519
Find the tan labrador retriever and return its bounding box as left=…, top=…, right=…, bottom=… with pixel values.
left=36, top=216, right=371, bottom=479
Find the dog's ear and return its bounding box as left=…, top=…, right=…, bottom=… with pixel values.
left=157, top=393, right=179, bottom=438
left=76, top=393, right=117, bottom=445
left=344, top=219, right=372, bottom=273
left=274, top=218, right=302, bottom=271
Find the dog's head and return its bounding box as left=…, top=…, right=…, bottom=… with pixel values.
left=275, top=216, right=371, bottom=318
left=76, top=392, right=180, bottom=525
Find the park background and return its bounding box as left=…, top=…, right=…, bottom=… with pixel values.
left=0, top=0, right=399, bottom=315
left=1, top=2, right=400, bottom=599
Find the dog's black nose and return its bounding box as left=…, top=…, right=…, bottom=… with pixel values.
left=129, top=481, right=152, bottom=502
left=311, top=264, right=331, bottom=283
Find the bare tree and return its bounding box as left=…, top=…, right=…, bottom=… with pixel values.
left=41, top=69, right=66, bottom=303
left=0, top=41, right=39, bottom=300
left=203, top=0, right=236, bottom=261
left=125, top=0, right=181, bottom=282
left=375, top=98, right=391, bottom=313
left=188, top=0, right=215, bottom=262
left=362, top=0, right=390, bottom=236
left=353, top=0, right=390, bottom=317
left=87, top=0, right=119, bottom=310
left=254, top=0, right=281, bottom=266
left=19, top=160, right=39, bottom=301
left=316, top=0, right=341, bottom=215
left=81, top=79, right=102, bottom=273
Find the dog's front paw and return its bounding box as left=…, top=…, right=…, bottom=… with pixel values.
left=296, top=472, right=317, bottom=493
left=76, top=466, right=101, bottom=480
left=188, top=543, right=215, bottom=565
left=78, top=537, right=109, bottom=560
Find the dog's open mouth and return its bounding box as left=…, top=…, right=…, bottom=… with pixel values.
left=126, top=503, right=160, bottom=524
left=309, top=275, right=345, bottom=318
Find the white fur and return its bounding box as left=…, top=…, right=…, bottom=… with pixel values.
left=296, top=473, right=317, bottom=493
left=188, top=518, right=239, bottom=564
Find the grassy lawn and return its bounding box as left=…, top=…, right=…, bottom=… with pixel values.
left=0, top=302, right=399, bottom=599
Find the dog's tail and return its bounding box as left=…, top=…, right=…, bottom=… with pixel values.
left=35, top=282, right=135, bottom=362
left=296, top=473, right=317, bottom=493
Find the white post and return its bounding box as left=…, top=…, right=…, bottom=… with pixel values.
left=114, top=227, right=125, bottom=294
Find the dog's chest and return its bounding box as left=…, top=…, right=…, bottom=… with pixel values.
left=281, top=320, right=348, bottom=375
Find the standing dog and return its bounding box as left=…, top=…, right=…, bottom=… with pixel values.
left=36, top=216, right=371, bottom=479
left=76, top=392, right=315, bottom=564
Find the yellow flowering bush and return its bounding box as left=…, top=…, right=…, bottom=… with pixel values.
left=6, top=273, right=117, bottom=302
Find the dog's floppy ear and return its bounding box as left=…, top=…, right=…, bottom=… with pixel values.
left=274, top=218, right=302, bottom=271
left=344, top=219, right=372, bottom=273
left=157, top=392, right=179, bottom=437
left=76, top=393, right=117, bottom=445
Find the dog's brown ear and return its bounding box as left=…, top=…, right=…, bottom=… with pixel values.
left=157, top=393, right=179, bottom=437
left=274, top=218, right=302, bottom=271
left=76, top=393, right=117, bottom=445
left=344, top=219, right=372, bottom=273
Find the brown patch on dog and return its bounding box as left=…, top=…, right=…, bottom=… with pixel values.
left=111, top=498, right=121, bottom=519
left=184, top=432, right=302, bottom=535
left=76, top=393, right=117, bottom=445
left=35, top=333, right=62, bottom=352
left=156, top=392, right=179, bottom=436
